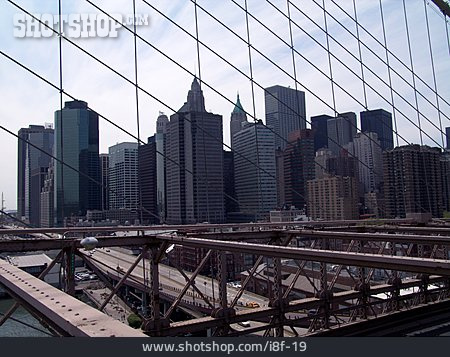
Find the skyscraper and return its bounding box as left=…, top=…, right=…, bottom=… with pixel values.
left=441, top=151, right=450, bottom=212
left=108, top=142, right=139, bottom=211
left=349, top=132, right=383, bottom=194
left=17, top=124, right=54, bottom=226
left=311, top=114, right=333, bottom=152
left=54, top=100, right=101, bottom=226
left=99, top=154, right=109, bottom=211
left=314, top=148, right=333, bottom=179
left=138, top=137, right=157, bottom=224
left=327, top=112, right=357, bottom=155
left=166, top=78, right=224, bottom=224
left=223, top=150, right=238, bottom=220
left=40, top=160, right=54, bottom=228
left=155, top=112, right=169, bottom=223
left=265, top=85, right=306, bottom=150
left=275, top=148, right=285, bottom=207
left=446, top=127, right=450, bottom=150
left=383, top=145, right=443, bottom=218
left=234, top=121, right=277, bottom=220
left=230, top=94, right=248, bottom=149
left=360, top=109, right=394, bottom=151
left=282, top=129, right=315, bottom=210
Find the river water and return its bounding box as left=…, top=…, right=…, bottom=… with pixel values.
left=0, top=298, right=51, bottom=337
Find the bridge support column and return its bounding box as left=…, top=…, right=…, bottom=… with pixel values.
left=319, top=238, right=330, bottom=329
left=357, top=240, right=368, bottom=319
left=143, top=244, right=169, bottom=336
left=212, top=251, right=235, bottom=336
left=63, top=246, right=75, bottom=296
left=419, top=274, right=430, bottom=304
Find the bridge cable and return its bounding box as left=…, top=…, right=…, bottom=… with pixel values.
left=423, top=0, right=445, bottom=148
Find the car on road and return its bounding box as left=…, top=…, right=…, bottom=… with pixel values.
left=246, top=301, right=260, bottom=308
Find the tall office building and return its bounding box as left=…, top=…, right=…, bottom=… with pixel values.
left=166, top=78, right=224, bottom=224
left=315, top=148, right=333, bottom=179
left=383, top=145, right=443, bottom=218
left=17, top=124, right=54, bottom=226
left=155, top=112, right=169, bottom=223
left=307, top=176, right=359, bottom=220
left=349, top=132, right=383, bottom=194
left=223, top=150, right=238, bottom=220
left=282, top=130, right=315, bottom=210
left=99, top=154, right=109, bottom=211
left=311, top=114, right=333, bottom=152
left=265, top=85, right=306, bottom=150
left=108, top=142, right=139, bottom=211
left=40, top=161, right=54, bottom=228
left=360, top=109, right=394, bottom=151
left=230, top=94, right=248, bottom=149
left=234, top=121, right=277, bottom=220
left=138, top=137, right=158, bottom=224
left=275, top=148, right=285, bottom=207
left=446, top=127, right=450, bottom=150
left=327, top=112, right=357, bottom=155
left=441, top=151, right=450, bottom=212
left=54, top=100, right=101, bottom=226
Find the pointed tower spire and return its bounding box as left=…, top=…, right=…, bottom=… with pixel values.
left=230, top=92, right=248, bottom=148
left=232, top=92, right=245, bottom=114
left=180, top=76, right=205, bottom=112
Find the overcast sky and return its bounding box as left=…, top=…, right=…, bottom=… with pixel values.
left=0, top=0, right=449, bottom=210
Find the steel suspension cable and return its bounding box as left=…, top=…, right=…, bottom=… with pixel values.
left=423, top=0, right=445, bottom=148
left=327, top=0, right=450, bottom=111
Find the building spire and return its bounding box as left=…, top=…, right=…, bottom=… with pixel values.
left=232, top=92, right=245, bottom=114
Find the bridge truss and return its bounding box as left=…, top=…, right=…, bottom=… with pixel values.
left=0, top=220, right=449, bottom=336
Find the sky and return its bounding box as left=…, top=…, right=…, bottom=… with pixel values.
left=0, top=0, right=449, bottom=210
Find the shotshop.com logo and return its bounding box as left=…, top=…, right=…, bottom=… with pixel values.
left=13, top=13, right=150, bottom=38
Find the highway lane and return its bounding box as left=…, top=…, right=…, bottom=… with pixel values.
left=82, top=247, right=269, bottom=309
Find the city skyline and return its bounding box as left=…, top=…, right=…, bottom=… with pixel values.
left=0, top=0, right=449, bottom=209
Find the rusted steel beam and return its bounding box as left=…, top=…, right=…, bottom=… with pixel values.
left=0, top=260, right=146, bottom=337
left=2, top=233, right=448, bottom=275
left=153, top=235, right=450, bottom=276
left=0, top=249, right=64, bottom=327
left=165, top=276, right=447, bottom=336
left=287, top=230, right=450, bottom=245
left=0, top=218, right=415, bottom=236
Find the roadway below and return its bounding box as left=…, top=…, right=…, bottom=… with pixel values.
left=82, top=247, right=269, bottom=311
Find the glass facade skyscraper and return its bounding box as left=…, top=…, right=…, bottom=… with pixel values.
left=327, top=112, right=357, bottom=155
left=360, top=109, right=394, bottom=151
left=234, top=121, right=277, bottom=220
left=311, top=114, right=333, bottom=152
left=265, top=85, right=306, bottom=150
left=17, top=124, right=54, bottom=226
left=54, top=100, right=101, bottom=226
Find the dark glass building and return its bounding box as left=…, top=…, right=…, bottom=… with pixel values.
left=99, top=154, right=109, bottom=211
left=138, top=136, right=158, bottom=224
left=54, top=100, right=101, bottom=226
left=17, top=124, right=54, bottom=226
left=446, top=127, right=450, bottom=150
left=265, top=85, right=306, bottom=150
left=223, top=150, right=238, bottom=221
left=282, top=129, right=315, bottom=210
left=311, top=114, right=332, bottom=152
left=360, top=109, right=394, bottom=151
left=327, top=112, right=357, bottom=155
